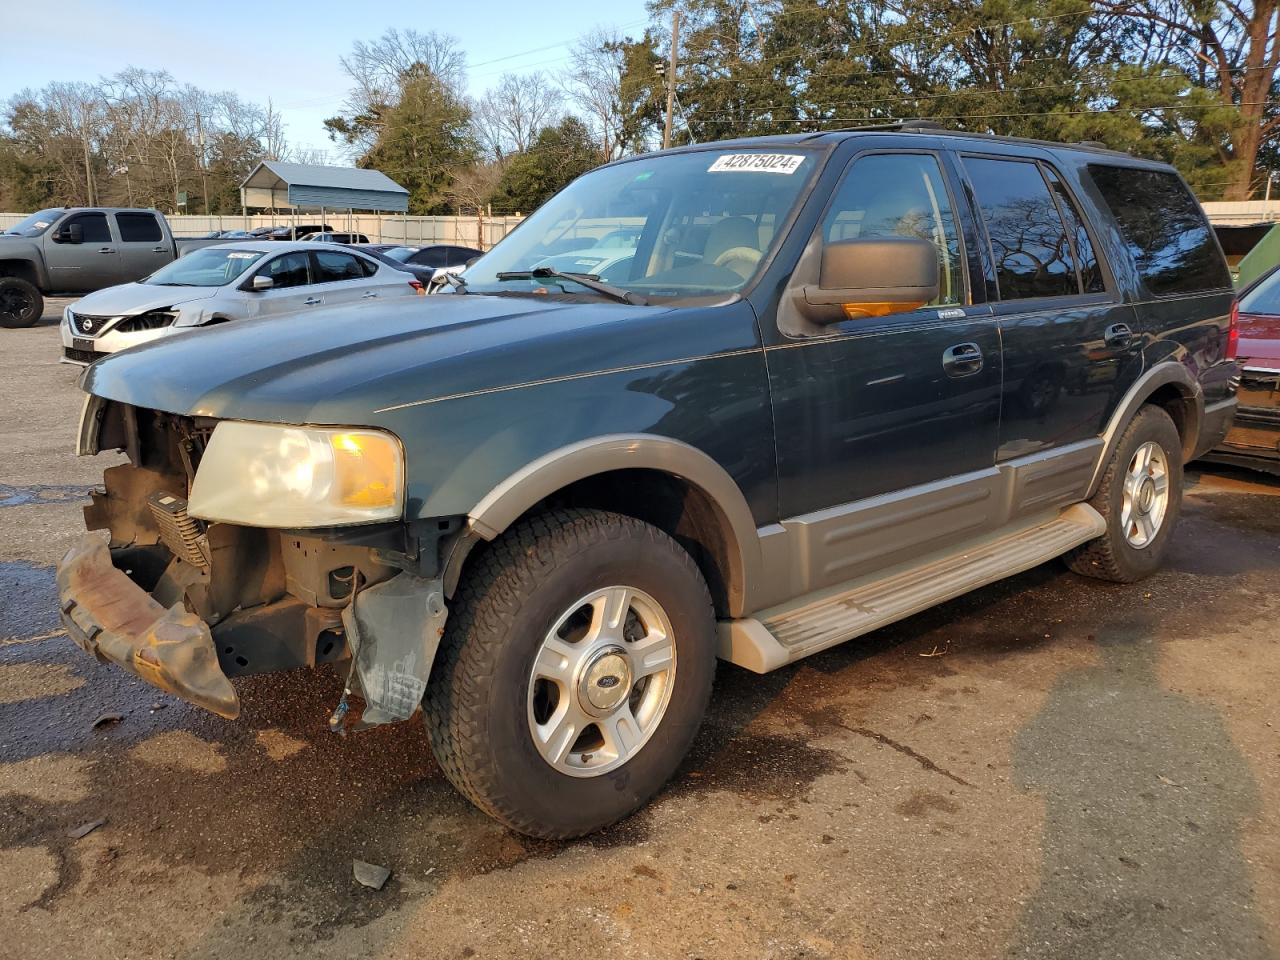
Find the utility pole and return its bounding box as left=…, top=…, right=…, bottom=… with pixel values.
left=663, top=9, right=681, bottom=150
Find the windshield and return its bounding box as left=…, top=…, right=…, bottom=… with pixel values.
left=144, top=247, right=263, bottom=287
left=1241, top=268, right=1280, bottom=316
left=464, top=148, right=821, bottom=300
left=4, top=208, right=63, bottom=237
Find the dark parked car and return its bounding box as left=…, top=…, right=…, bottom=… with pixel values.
left=356, top=245, right=438, bottom=285
left=265, top=223, right=333, bottom=241
left=57, top=127, right=1237, bottom=840
left=1205, top=266, right=1280, bottom=474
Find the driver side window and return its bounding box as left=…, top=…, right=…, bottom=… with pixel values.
left=259, top=252, right=310, bottom=288
left=823, top=153, right=965, bottom=306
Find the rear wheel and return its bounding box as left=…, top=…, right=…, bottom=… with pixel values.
left=1066, top=404, right=1183, bottom=583
left=0, top=277, right=43, bottom=328
left=424, top=507, right=716, bottom=839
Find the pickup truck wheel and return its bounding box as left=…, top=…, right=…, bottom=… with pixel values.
left=423, top=507, right=716, bottom=839
left=1066, top=404, right=1183, bottom=583
left=0, top=277, right=43, bottom=328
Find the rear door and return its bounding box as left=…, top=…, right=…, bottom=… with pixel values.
left=309, top=249, right=382, bottom=306
left=955, top=153, right=1142, bottom=462
left=767, top=149, right=1002, bottom=587
left=114, top=212, right=172, bottom=280
left=43, top=212, right=119, bottom=292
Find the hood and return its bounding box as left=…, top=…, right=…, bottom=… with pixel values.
left=71, top=283, right=219, bottom=317
left=1238, top=311, right=1280, bottom=369
left=80, top=293, right=724, bottom=426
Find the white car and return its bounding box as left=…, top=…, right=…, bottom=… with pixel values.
left=61, top=241, right=423, bottom=364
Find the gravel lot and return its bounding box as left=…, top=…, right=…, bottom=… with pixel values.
left=2, top=303, right=1279, bottom=960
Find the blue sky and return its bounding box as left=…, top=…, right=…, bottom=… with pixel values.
left=0, top=0, right=652, bottom=157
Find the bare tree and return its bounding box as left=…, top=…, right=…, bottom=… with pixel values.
left=562, top=28, right=630, bottom=161
left=474, top=72, right=563, bottom=158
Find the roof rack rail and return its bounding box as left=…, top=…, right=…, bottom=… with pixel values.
left=830, top=119, right=949, bottom=133
left=1075, top=140, right=1109, bottom=149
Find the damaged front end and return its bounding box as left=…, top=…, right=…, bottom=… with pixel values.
left=60, top=398, right=459, bottom=728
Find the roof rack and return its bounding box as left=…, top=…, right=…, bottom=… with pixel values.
left=831, top=119, right=950, bottom=133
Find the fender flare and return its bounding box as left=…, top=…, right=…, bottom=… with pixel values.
left=1087, top=361, right=1202, bottom=497
left=464, top=434, right=763, bottom=617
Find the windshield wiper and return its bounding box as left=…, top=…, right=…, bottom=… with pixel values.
left=495, top=267, right=647, bottom=305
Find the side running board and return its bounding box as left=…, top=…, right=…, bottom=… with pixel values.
left=718, top=503, right=1105, bottom=672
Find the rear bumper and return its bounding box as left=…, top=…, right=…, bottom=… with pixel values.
left=57, top=535, right=239, bottom=718
left=1202, top=370, right=1280, bottom=473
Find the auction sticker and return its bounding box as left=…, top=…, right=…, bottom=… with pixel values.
left=708, top=153, right=805, bottom=174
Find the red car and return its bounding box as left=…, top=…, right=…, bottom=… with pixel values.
left=1210, top=268, right=1280, bottom=474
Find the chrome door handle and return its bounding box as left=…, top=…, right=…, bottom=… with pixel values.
left=1104, top=322, right=1133, bottom=347
left=98, top=247, right=114, bottom=254
left=151, top=246, right=167, bottom=253
left=361, top=291, right=379, bottom=299
left=942, top=342, right=983, bottom=376
left=304, top=297, right=323, bottom=305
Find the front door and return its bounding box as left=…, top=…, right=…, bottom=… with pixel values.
left=245, top=251, right=319, bottom=318
left=44, top=212, right=120, bottom=292
left=767, top=150, right=1002, bottom=587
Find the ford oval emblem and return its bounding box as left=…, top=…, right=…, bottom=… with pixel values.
left=596, top=675, right=621, bottom=689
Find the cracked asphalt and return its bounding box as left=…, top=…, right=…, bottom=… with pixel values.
left=2, top=304, right=1279, bottom=960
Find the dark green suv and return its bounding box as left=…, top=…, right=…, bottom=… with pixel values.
left=59, top=126, right=1237, bottom=838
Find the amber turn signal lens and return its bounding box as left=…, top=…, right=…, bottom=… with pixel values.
left=841, top=300, right=928, bottom=320
left=331, top=432, right=401, bottom=508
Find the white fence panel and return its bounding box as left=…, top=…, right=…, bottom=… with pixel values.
left=0, top=212, right=524, bottom=249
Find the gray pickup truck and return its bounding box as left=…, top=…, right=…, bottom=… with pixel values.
left=0, top=207, right=227, bottom=328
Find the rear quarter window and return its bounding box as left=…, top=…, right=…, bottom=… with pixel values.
left=1088, top=165, right=1230, bottom=297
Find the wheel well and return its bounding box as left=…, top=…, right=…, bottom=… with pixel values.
left=457, top=469, right=738, bottom=618
left=1143, top=383, right=1197, bottom=461
left=0, top=260, right=40, bottom=288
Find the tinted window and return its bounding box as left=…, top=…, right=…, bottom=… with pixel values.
left=1240, top=268, right=1280, bottom=315
left=1043, top=168, right=1105, bottom=294
left=409, top=247, right=449, bottom=268
left=1089, top=165, right=1230, bottom=296
left=68, top=213, right=112, bottom=244
left=115, top=213, right=163, bottom=243
left=823, top=153, right=964, bottom=306
left=312, top=250, right=363, bottom=282
left=964, top=157, right=1077, bottom=300
left=355, top=255, right=379, bottom=278
left=260, top=252, right=309, bottom=288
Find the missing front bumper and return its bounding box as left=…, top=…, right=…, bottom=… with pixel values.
left=57, top=535, right=240, bottom=718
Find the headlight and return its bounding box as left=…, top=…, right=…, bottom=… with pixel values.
left=188, top=421, right=404, bottom=527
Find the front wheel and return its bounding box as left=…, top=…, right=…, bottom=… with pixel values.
left=0, top=277, right=43, bottom=328
left=1066, top=404, right=1183, bottom=583
left=424, top=508, right=716, bottom=839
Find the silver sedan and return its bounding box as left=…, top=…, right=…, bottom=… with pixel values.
left=61, top=241, right=425, bottom=364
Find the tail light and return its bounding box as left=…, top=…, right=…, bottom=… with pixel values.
left=1226, top=299, right=1239, bottom=360
left=408, top=279, right=426, bottom=296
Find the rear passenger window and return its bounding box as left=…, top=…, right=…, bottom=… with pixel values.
left=963, top=157, right=1077, bottom=300
left=1089, top=165, right=1230, bottom=296
left=312, top=251, right=363, bottom=282
left=355, top=255, right=379, bottom=278
left=823, top=153, right=964, bottom=306
left=115, top=213, right=163, bottom=243
left=1043, top=169, right=1106, bottom=294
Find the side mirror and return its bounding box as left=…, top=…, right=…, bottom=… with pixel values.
left=798, top=237, right=940, bottom=324
left=250, top=274, right=274, bottom=291
left=55, top=222, right=84, bottom=244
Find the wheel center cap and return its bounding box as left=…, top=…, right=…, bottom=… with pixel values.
left=580, top=648, right=632, bottom=714
left=1138, top=477, right=1156, bottom=513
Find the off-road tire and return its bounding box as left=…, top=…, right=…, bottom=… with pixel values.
left=0, top=277, right=43, bottom=328
left=423, top=507, right=716, bottom=839
left=1066, top=404, right=1183, bottom=583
